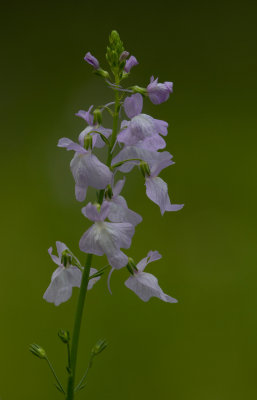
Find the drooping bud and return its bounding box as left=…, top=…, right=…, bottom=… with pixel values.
left=91, top=339, right=108, bottom=356
left=58, top=329, right=70, bottom=344
left=29, top=343, right=47, bottom=359
left=105, top=184, right=113, bottom=200
left=84, top=134, right=93, bottom=150
left=139, top=161, right=151, bottom=177
left=131, top=85, right=147, bottom=96
left=127, top=257, right=138, bottom=275
left=93, top=108, right=102, bottom=125
left=84, top=52, right=100, bottom=69
left=119, top=51, right=129, bottom=61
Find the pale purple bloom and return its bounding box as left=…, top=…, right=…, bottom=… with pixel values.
left=79, top=202, right=135, bottom=270
left=111, top=146, right=173, bottom=173
left=84, top=52, right=100, bottom=69
left=118, top=94, right=168, bottom=150
left=145, top=159, right=184, bottom=215
left=125, top=251, right=178, bottom=303
left=76, top=105, right=111, bottom=148
left=107, top=178, right=142, bottom=226
left=43, top=241, right=99, bottom=306
left=120, top=51, right=129, bottom=61
left=124, top=55, right=138, bottom=73
left=58, top=138, right=112, bottom=202
left=147, top=76, right=173, bottom=105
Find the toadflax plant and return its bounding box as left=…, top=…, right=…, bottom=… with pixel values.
left=30, top=30, right=183, bottom=399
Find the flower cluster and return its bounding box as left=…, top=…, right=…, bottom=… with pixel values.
left=44, top=30, right=183, bottom=307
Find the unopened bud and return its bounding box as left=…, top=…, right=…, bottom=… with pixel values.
left=58, top=330, right=70, bottom=344
left=110, top=30, right=120, bottom=45
left=91, top=339, right=108, bottom=356
left=29, top=343, right=47, bottom=359
left=139, top=161, right=151, bottom=177
left=94, top=68, right=110, bottom=79
left=119, top=51, right=129, bottom=61
left=131, top=85, right=147, bottom=95
left=93, top=109, right=102, bottom=125
left=84, top=134, right=93, bottom=150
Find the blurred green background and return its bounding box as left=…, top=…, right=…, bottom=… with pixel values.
left=1, top=0, right=257, bottom=399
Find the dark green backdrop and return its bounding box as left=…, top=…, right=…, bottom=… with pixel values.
left=1, top=0, right=256, bottom=399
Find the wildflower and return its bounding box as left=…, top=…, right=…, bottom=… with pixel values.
left=125, top=251, right=178, bottom=303
left=84, top=52, right=100, bottom=69
left=118, top=94, right=168, bottom=150
left=106, top=178, right=142, bottom=226
left=79, top=202, right=135, bottom=270
left=43, top=242, right=100, bottom=306
left=147, top=76, right=173, bottom=105
left=144, top=159, right=184, bottom=215
left=58, top=137, right=112, bottom=202
left=124, top=55, right=139, bottom=73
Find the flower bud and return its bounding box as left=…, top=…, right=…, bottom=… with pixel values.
left=93, top=108, right=102, bottom=125
left=94, top=68, right=110, bottom=79
left=84, top=134, right=93, bottom=150
left=139, top=161, right=151, bottom=177
left=91, top=339, right=108, bottom=356
left=58, top=329, right=70, bottom=344
left=29, top=343, right=47, bottom=359
left=119, top=51, right=129, bottom=61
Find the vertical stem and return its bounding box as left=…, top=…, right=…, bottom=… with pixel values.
left=66, top=253, right=93, bottom=400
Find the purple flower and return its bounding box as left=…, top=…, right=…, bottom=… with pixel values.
left=111, top=146, right=173, bottom=173
left=118, top=94, right=168, bottom=150
left=125, top=251, right=178, bottom=303
left=79, top=202, right=135, bottom=270
left=107, top=178, right=142, bottom=226
left=76, top=106, right=112, bottom=148
left=147, top=76, right=173, bottom=105
left=124, top=55, right=139, bottom=73
left=58, top=138, right=112, bottom=202
left=145, top=159, right=184, bottom=215
left=43, top=241, right=99, bottom=306
left=84, top=52, right=100, bottom=69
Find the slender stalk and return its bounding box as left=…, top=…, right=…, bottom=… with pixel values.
left=75, top=353, right=94, bottom=392
left=46, top=357, right=65, bottom=394
left=66, top=253, right=93, bottom=400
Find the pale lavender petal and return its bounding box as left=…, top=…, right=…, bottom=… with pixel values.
left=154, top=119, right=168, bottom=136
left=136, top=250, right=162, bottom=272
left=79, top=224, right=105, bottom=256
left=117, top=127, right=138, bottom=146
left=125, top=272, right=178, bottom=303
left=48, top=247, right=60, bottom=265
left=107, top=267, right=115, bottom=294
left=108, top=196, right=142, bottom=226
left=84, top=52, right=100, bottom=69
left=124, top=94, right=143, bottom=118
left=150, top=158, right=174, bottom=177
left=58, top=138, right=73, bottom=148
left=124, top=55, right=139, bottom=73
left=75, top=184, right=87, bottom=202
left=145, top=176, right=182, bottom=215
left=112, top=146, right=172, bottom=173
left=137, top=134, right=166, bottom=151
left=82, top=202, right=110, bottom=222
left=76, top=106, right=94, bottom=126
left=112, top=178, right=126, bottom=198
left=130, top=114, right=157, bottom=141
left=147, top=76, right=173, bottom=105
left=56, top=241, right=68, bottom=258
left=58, top=137, right=86, bottom=154
left=43, top=266, right=82, bottom=306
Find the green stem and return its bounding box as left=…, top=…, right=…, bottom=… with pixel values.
left=98, top=76, right=120, bottom=205
left=46, top=357, right=65, bottom=394
left=75, top=354, right=94, bottom=392
left=66, top=253, right=93, bottom=400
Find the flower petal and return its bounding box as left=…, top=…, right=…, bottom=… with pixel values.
left=124, top=94, right=143, bottom=118
left=108, top=196, right=142, bottom=226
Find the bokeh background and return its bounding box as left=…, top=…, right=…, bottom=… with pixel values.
left=1, top=0, right=257, bottom=399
